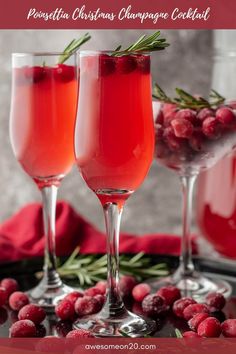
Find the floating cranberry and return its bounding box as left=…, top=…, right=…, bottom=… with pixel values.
left=175, top=109, right=196, bottom=124
left=202, top=117, right=220, bottom=138
left=1, top=278, right=19, bottom=297
left=142, top=294, right=168, bottom=317
left=216, top=107, right=235, bottom=125
left=221, top=319, right=236, bottom=337
left=171, top=118, right=193, bottom=138
left=55, top=300, right=75, bottom=321
left=188, top=312, right=209, bottom=331
left=75, top=296, right=101, bottom=316
left=116, top=55, right=137, bottom=74
left=26, top=66, right=46, bottom=83
left=54, top=64, right=75, bottom=82
left=205, top=292, right=226, bottom=312
left=84, top=287, right=103, bottom=297
left=173, top=297, right=197, bottom=318
left=197, top=108, right=215, bottom=122
left=99, top=54, right=116, bottom=76
left=183, top=303, right=209, bottom=321
left=156, top=286, right=181, bottom=306
left=9, top=292, right=29, bottom=311
left=64, top=291, right=83, bottom=306
left=132, top=283, right=151, bottom=303
left=0, top=287, right=7, bottom=307
left=66, top=329, right=94, bottom=338
left=183, top=330, right=200, bottom=338
left=10, top=320, right=36, bottom=338
left=18, top=304, right=46, bottom=324
left=197, top=317, right=221, bottom=337
left=119, top=275, right=137, bottom=297
left=136, top=55, right=150, bottom=74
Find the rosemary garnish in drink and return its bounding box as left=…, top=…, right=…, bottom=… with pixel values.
left=58, top=32, right=91, bottom=64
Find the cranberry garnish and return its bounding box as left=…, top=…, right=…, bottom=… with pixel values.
left=0, top=287, right=7, bottom=307
left=18, top=304, right=46, bottom=324
left=136, top=55, right=150, bottom=74
left=173, top=297, right=197, bottom=318
left=163, top=127, right=184, bottom=151
left=95, top=280, right=107, bottom=295
left=54, top=64, right=76, bottom=82
left=155, top=124, right=164, bottom=140
left=156, top=286, right=181, bottom=306
left=197, top=108, right=215, bottom=122
left=142, top=294, right=169, bottom=317
left=84, top=287, right=103, bottom=297
left=66, top=329, right=94, bottom=338
left=162, top=103, right=177, bottom=117
left=10, top=319, right=36, bottom=338
left=183, top=330, right=200, bottom=338
left=9, top=291, right=29, bottom=311
left=202, top=117, right=220, bottom=138
left=99, top=54, right=116, bottom=76
left=189, top=129, right=204, bottom=151
left=1, top=278, right=19, bottom=297
left=132, top=283, right=151, bottom=303
left=175, top=109, right=197, bottom=124
left=155, top=110, right=164, bottom=125
left=119, top=275, right=137, bottom=297
left=188, top=312, right=209, bottom=331
left=26, top=66, right=46, bottom=83
left=183, top=303, right=209, bottom=321
left=205, top=292, right=226, bottom=312
left=197, top=317, right=221, bottom=337
left=94, top=294, right=105, bottom=307
left=116, top=55, right=137, bottom=74
left=75, top=296, right=101, bottom=316
left=163, top=110, right=178, bottom=127
left=216, top=107, right=235, bottom=125
left=55, top=300, right=75, bottom=321
left=56, top=320, right=72, bottom=338
left=171, top=118, right=194, bottom=138
left=221, top=319, right=236, bottom=337
left=64, top=291, right=83, bottom=306
left=35, top=324, right=47, bottom=338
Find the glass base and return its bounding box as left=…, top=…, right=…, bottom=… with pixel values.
left=27, top=278, right=74, bottom=311
left=73, top=310, right=156, bottom=337
left=149, top=269, right=232, bottom=302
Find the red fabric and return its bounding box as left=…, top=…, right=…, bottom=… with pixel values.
left=0, top=201, right=198, bottom=262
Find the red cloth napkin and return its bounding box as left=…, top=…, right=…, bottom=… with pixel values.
left=0, top=201, right=197, bottom=262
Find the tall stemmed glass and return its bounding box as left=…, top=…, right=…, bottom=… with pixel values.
left=74, top=51, right=156, bottom=336
left=152, top=92, right=236, bottom=301
left=10, top=53, right=78, bottom=309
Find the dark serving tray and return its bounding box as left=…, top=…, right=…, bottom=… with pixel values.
left=0, top=254, right=236, bottom=338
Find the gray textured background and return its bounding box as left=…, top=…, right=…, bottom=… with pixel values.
left=0, top=30, right=213, bottom=235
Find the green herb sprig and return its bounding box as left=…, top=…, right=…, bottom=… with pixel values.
left=58, top=32, right=91, bottom=64
left=153, top=84, right=225, bottom=110
left=52, top=248, right=168, bottom=287
left=175, top=329, right=183, bottom=338
left=112, top=31, right=169, bottom=57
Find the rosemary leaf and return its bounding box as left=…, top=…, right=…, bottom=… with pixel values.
left=58, top=32, right=91, bottom=64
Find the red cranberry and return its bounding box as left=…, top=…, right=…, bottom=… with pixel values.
left=64, top=291, right=83, bottom=306
left=119, top=275, right=137, bottom=297
left=136, top=55, right=150, bottom=74
left=55, top=300, right=75, bottom=321
left=132, top=283, right=151, bottom=302
left=75, top=296, right=101, bottom=316
left=197, top=317, right=221, bottom=337
left=94, top=294, right=105, bottom=307
left=18, top=304, right=46, bottom=324
left=183, top=331, right=200, bottom=338
left=155, top=124, right=164, bottom=140
left=10, top=319, right=36, bottom=338
left=56, top=320, right=72, bottom=338
left=99, top=54, right=116, bottom=76
left=155, top=110, right=164, bottom=125
left=216, top=107, right=235, bottom=125
left=1, top=278, right=19, bottom=297
left=202, top=117, right=220, bottom=138
left=171, top=118, right=193, bottom=138
left=9, top=292, right=29, bottom=311
left=175, top=109, right=196, bottom=124
left=156, top=286, right=181, bottom=306
left=84, top=287, right=103, bottom=297
left=54, top=64, right=75, bottom=82
left=142, top=294, right=168, bottom=317
left=173, top=297, right=197, bottom=318
left=95, top=280, right=107, bottom=295
left=162, top=103, right=177, bottom=116
left=188, top=312, right=210, bottom=331
left=163, top=110, right=178, bottom=126
left=206, top=292, right=226, bottom=312
left=183, top=303, right=209, bottom=321
left=163, top=127, right=184, bottom=151
left=35, top=324, right=47, bottom=338
left=116, top=55, right=137, bottom=74
left=0, top=287, right=7, bottom=307
left=221, top=319, right=236, bottom=337
left=197, top=108, right=215, bottom=122
left=66, top=329, right=94, bottom=338
left=189, top=129, right=204, bottom=151
left=26, top=66, right=46, bottom=83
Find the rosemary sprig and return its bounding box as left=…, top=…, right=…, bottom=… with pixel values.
left=112, top=31, right=169, bottom=56
left=54, top=248, right=168, bottom=287
left=58, top=32, right=91, bottom=64
left=175, top=329, right=183, bottom=338
left=153, top=84, right=225, bottom=110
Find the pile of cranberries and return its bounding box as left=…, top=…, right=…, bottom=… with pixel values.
left=98, top=54, right=150, bottom=76
left=1, top=276, right=236, bottom=338
left=154, top=103, right=236, bottom=171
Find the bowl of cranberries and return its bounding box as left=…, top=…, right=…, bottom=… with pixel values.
left=153, top=86, right=236, bottom=174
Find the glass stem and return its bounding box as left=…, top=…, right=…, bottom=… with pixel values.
left=178, top=174, right=197, bottom=277
left=102, top=202, right=126, bottom=316
left=41, top=185, right=62, bottom=288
